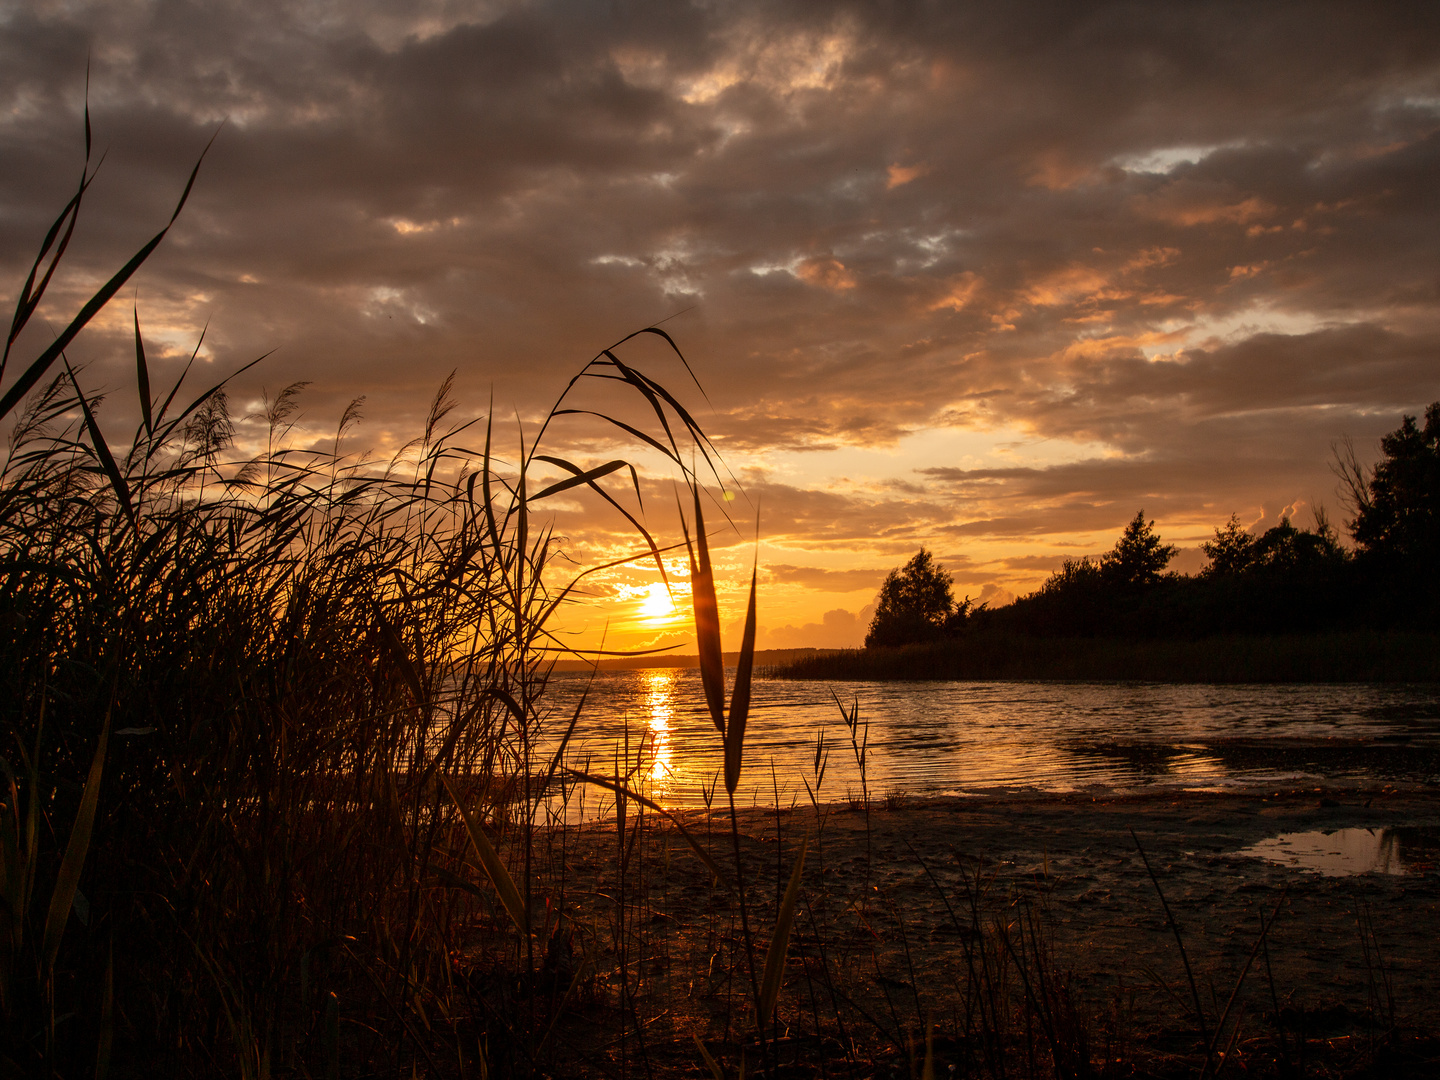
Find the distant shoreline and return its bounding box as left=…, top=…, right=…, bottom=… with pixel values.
left=769, top=630, right=1440, bottom=683
left=547, top=631, right=1440, bottom=682
left=549, top=647, right=839, bottom=672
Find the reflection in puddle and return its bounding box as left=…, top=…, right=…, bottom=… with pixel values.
left=1242, top=828, right=1435, bottom=876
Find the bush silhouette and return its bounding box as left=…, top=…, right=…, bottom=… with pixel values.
left=865, top=549, right=963, bottom=648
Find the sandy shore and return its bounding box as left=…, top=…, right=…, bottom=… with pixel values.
left=535, top=782, right=1440, bottom=1073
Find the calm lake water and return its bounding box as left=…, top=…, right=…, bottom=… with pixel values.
left=540, top=669, right=1440, bottom=812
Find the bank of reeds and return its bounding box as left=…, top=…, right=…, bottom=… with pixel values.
left=0, top=125, right=732, bottom=1077
left=775, top=631, right=1440, bottom=684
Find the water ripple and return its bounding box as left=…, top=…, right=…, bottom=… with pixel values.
left=539, top=670, right=1440, bottom=811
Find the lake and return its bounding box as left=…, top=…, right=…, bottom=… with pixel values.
left=540, top=669, right=1440, bottom=813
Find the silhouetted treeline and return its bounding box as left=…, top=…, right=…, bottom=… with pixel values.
left=985, top=404, right=1440, bottom=641
left=978, top=511, right=1371, bottom=640
left=783, top=403, right=1440, bottom=680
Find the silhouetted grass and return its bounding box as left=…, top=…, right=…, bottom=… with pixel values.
left=0, top=345, right=718, bottom=1076
left=774, top=630, right=1440, bottom=683
left=0, top=121, right=730, bottom=1077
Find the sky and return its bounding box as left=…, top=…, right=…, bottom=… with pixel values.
left=3, top=1, right=1439, bottom=654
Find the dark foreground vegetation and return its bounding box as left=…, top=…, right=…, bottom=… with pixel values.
left=788, top=420, right=1440, bottom=682
left=5, top=123, right=1437, bottom=1080
left=0, top=127, right=739, bottom=1077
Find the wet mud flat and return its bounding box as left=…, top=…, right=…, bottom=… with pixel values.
left=534, top=784, right=1440, bottom=1077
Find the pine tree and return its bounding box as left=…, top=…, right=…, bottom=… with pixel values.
left=1101, top=510, right=1176, bottom=587
left=1201, top=513, right=1254, bottom=576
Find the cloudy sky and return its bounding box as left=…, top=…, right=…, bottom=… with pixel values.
left=4, top=1, right=1439, bottom=653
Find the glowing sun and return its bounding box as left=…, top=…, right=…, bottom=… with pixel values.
left=637, top=582, right=676, bottom=622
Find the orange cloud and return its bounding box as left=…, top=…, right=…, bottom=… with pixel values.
left=927, top=271, right=982, bottom=311
left=1228, top=262, right=1269, bottom=280
left=1142, top=194, right=1275, bottom=227
left=1137, top=291, right=1186, bottom=306
left=795, top=257, right=857, bottom=290
left=1057, top=328, right=1188, bottom=361
left=886, top=162, right=929, bottom=189
left=1021, top=265, right=1113, bottom=307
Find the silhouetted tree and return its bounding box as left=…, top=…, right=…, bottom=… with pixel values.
left=1341, top=401, right=1440, bottom=560
left=1201, top=513, right=1254, bottom=576
left=1250, top=515, right=1345, bottom=570
left=1101, top=510, right=1176, bottom=587
left=865, top=548, right=961, bottom=647
left=1037, top=556, right=1103, bottom=595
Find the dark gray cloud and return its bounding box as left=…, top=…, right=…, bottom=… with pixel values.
left=4, top=1, right=1439, bottom=641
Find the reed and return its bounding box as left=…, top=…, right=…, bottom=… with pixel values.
left=0, top=122, right=728, bottom=1077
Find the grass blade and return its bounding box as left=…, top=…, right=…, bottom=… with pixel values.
left=528, top=456, right=628, bottom=501
left=0, top=130, right=216, bottom=421
left=565, top=768, right=731, bottom=889
left=693, top=1034, right=726, bottom=1080
left=551, top=409, right=682, bottom=465
left=631, top=326, right=711, bottom=404
left=442, top=776, right=528, bottom=935
left=758, top=833, right=808, bottom=1026
left=540, top=670, right=595, bottom=793
left=42, top=709, right=109, bottom=974
left=134, top=308, right=153, bottom=437
left=66, top=361, right=137, bottom=531
left=1132, top=829, right=1212, bottom=1066
left=685, top=486, right=726, bottom=734
left=3, top=151, right=92, bottom=381
left=1204, top=890, right=1288, bottom=1078
left=375, top=607, right=426, bottom=705
left=724, top=560, right=757, bottom=795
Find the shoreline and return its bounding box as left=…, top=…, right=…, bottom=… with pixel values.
left=770, top=630, right=1440, bottom=683
left=533, top=783, right=1440, bottom=1073
left=562, top=782, right=1440, bottom=867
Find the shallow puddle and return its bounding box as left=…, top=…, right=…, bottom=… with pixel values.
left=1242, top=827, right=1437, bottom=876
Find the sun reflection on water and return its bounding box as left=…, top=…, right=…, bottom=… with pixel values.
left=639, top=668, right=677, bottom=799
